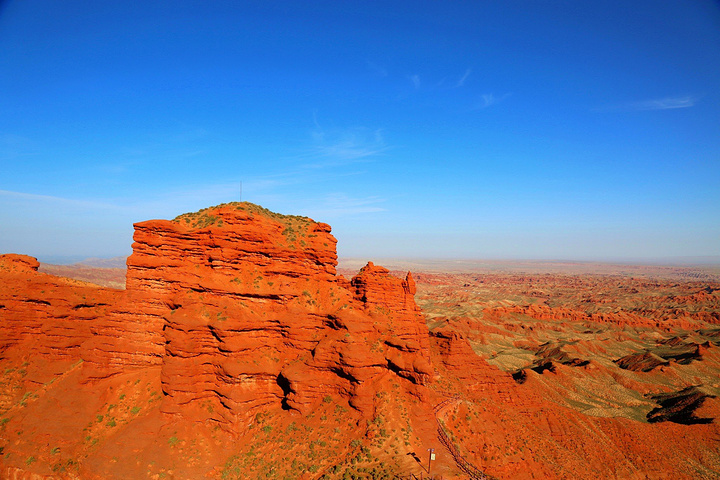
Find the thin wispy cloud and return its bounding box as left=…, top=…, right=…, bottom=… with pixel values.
left=135, top=118, right=392, bottom=219
left=0, top=189, right=124, bottom=211
left=305, top=194, right=387, bottom=219
left=301, top=121, right=388, bottom=168
left=409, top=74, right=421, bottom=90
left=309, top=141, right=386, bottom=164
left=597, top=94, right=700, bottom=112
left=454, top=68, right=472, bottom=88
left=474, top=93, right=511, bottom=109
left=147, top=177, right=387, bottom=222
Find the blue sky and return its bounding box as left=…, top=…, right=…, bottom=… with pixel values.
left=1, top=0, right=719, bottom=263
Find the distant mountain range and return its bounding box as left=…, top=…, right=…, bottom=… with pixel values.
left=38, top=255, right=128, bottom=268
left=75, top=256, right=128, bottom=268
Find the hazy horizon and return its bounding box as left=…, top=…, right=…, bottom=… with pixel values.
left=34, top=252, right=720, bottom=269
left=2, top=1, right=719, bottom=261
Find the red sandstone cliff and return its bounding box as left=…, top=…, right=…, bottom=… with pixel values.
left=0, top=203, right=432, bottom=430
left=0, top=254, right=121, bottom=381
left=133, top=204, right=431, bottom=424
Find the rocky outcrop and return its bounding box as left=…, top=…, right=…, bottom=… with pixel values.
left=485, top=303, right=711, bottom=330
left=646, top=386, right=715, bottom=424
left=351, top=262, right=419, bottom=317
left=126, top=203, right=338, bottom=297
left=0, top=254, right=120, bottom=369
left=129, top=203, right=432, bottom=424
left=0, top=203, right=433, bottom=429
left=0, top=254, right=40, bottom=272
left=431, top=328, right=515, bottom=401
left=508, top=341, right=589, bottom=381
left=4, top=210, right=720, bottom=480
left=350, top=262, right=431, bottom=383
left=614, top=339, right=704, bottom=373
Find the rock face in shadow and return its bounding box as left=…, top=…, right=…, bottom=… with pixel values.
left=614, top=337, right=704, bottom=373
left=0, top=203, right=432, bottom=428
left=615, top=351, right=669, bottom=372
left=646, top=386, right=715, bottom=424
left=508, top=341, right=589, bottom=383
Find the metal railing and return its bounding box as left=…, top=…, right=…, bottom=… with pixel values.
left=433, top=396, right=499, bottom=480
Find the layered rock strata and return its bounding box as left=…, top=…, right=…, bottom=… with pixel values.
left=0, top=254, right=120, bottom=368
left=0, top=203, right=433, bottom=428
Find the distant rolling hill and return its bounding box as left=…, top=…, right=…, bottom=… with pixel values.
left=39, top=257, right=127, bottom=289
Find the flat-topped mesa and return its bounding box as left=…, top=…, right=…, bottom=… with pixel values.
left=116, top=203, right=432, bottom=425
left=106, top=201, right=338, bottom=388
left=126, top=202, right=338, bottom=301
